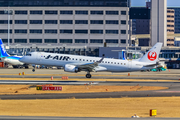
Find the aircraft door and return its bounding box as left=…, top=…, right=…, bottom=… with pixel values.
left=128, top=60, right=132, bottom=70
left=36, top=53, right=42, bottom=61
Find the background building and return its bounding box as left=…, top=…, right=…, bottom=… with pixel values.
left=131, top=1, right=151, bottom=46
left=151, top=0, right=167, bottom=46
left=132, top=1, right=175, bottom=47
left=167, top=9, right=175, bottom=46
left=129, top=7, right=150, bottom=46
left=169, top=7, right=180, bottom=33
left=174, top=37, right=180, bottom=46
left=0, top=0, right=130, bottom=56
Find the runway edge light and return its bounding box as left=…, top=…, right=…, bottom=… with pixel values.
left=150, top=109, right=157, bottom=117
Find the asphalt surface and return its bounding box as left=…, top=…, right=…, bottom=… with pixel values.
left=0, top=69, right=180, bottom=100
left=0, top=89, right=179, bottom=100
left=0, top=69, right=180, bottom=119
left=0, top=69, right=180, bottom=80
left=0, top=74, right=180, bottom=80
left=0, top=80, right=179, bottom=99
left=0, top=80, right=99, bottom=85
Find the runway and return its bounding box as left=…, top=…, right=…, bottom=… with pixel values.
left=0, top=69, right=180, bottom=119
left=0, top=89, right=180, bottom=100
left=0, top=79, right=179, bottom=99
left=0, top=69, right=180, bottom=100
left=0, top=73, right=180, bottom=80
left=0, top=80, right=99, bottom=85
left=0, top=68, right=179, bottom=81
left=0, top=80, right=179, bottom=85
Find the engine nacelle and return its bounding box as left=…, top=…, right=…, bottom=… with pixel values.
left=64, top=64, right=80, bottom=73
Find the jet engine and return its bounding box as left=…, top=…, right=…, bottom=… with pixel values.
left=64, top=64, right=80, bottom=73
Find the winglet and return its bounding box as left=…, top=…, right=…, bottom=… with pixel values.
left=97, top=54, right=105, bottom=63
left=0, top=38, right=10, bottom=58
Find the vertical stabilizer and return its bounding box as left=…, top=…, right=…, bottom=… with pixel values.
left=139, top=43, right=162, bottom=63
left=0, top=38, right=10, bottom=58
left=122, top=50, right=126, bottom=60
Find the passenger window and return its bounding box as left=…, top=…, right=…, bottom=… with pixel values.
left=124, top=63, right=126, bottom=65
left=80, top=59, right=81, bottom=61
left=83, top=59, right=85, bottom=61
left=76, top=59, right=77, bottom=60
left=72, top=58, right=74, bottom=60
left=115, top=62, right=116, bottom=64
left=111, top=62, right=113, bottom=64
left=121, top=63, right=122, bottom=65
left=90, top=60, right=92, bottom=62
left=105, top=61, right=107, bottom=63
left=108, top=62, right=110, bottom=63
left=87, top=60, right=88, bottom=61
left=93, top=60, right=95, bottom=62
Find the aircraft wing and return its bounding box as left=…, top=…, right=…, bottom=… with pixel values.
left=77, top=62, right=98, bottom=70
left=143, top=63, right=159, bottom=67
left=70, top=54, right=105, bottom=71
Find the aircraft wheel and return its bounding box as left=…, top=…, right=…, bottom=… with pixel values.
left=25, top=66, right=29, bottom=69
left=13, top=65, right=18, bottom=68
left=86, top=74, right=91, bottom=78
left=32, top=69, right=35, bottom=72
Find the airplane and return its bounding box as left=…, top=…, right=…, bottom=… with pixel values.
left=20, top=42, right=162, bottom=78
left=0, top=39, right=29, bottom=68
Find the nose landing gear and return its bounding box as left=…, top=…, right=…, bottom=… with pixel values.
left=32, top=65, right=35, bottom=72
left=86, top=72, right=92, bottom=78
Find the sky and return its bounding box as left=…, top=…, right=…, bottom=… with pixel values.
left=131, top=0, right=180, bottom=7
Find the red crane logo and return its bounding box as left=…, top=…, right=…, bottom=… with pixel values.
left=147, top=51, right=157, bottom=61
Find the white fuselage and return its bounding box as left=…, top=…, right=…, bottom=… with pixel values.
left=4, top=59, right=23, bottom=65
left=4, top=56, right=24, bottom=66
left=20, top=52, right=155, bottom=72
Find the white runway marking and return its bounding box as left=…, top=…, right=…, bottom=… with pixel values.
left=0, top=80, right=99, bottom=85
left=155, top=91, right=180, bottom=93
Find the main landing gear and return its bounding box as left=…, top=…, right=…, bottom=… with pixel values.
left=32, top=65, right=35, bottom=72
left=86, top=72, right=92, bottom=78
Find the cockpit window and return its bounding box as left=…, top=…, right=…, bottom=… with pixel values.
left=26, top=54, right=31, bottom=56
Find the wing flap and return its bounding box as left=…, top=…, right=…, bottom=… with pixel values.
left=68, top=54, right=105, bottom=71
left=69, top=54, right=105, bottom=71
left=77, top=62, right=98, bottom=69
